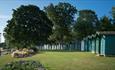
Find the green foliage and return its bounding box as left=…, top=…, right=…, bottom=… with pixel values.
left=99, top=16, right=112, bottom=31
left=112, top=7, right=115, bottom=29
left=0, top=60, right=46, bottom=70
left=112, top=7, right=115, bottom=19
left=0, top=43, right=6, bottom=48
left=74, top=10, right=99, bottom=39
left=44, top=2, right=77, bottom=43
left=4, top=5, right=53, bottom=48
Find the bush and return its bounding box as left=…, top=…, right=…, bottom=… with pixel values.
left=0, top=43, right=6, bottom=48
left=11, top=48, right=35, bottom=58
left=0, top=60, right=46, bottom=70
left=29, top=47, right=38, bottom=53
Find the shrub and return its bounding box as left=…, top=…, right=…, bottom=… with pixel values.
left=29, top=47, right=38, bottom=53
left=0, top=60, right=46, bottom=70
left=11, top=48, right=35, bottom=58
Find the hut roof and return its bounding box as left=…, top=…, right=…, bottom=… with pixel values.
left=96, top=31, right=115, bottom=35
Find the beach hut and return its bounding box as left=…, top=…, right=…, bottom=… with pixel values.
left=96, top=31, right=115, bottom=56
left=95, top=35, right=100, bottom=54
left=81, top=38, right=88, bottom=51
left=81, top=36, right=92, bottom=52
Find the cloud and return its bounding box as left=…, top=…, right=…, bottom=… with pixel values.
left=0, top=15, right=11, bottom=19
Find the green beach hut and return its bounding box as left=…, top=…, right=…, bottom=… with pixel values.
left=96, top=31, right=115, bottom=56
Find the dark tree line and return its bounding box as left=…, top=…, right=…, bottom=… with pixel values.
left=4, top=3, right=115, bottom=49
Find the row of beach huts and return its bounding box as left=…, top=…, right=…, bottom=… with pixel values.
left=81, top=31, right=115, bottom=56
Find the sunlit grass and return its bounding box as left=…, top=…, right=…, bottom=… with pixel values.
left=0, top=52, right=115, bottom=70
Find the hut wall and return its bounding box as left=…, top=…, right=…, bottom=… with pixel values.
left=88, top=39, right=92, bottom=52
left=96, top=37, right=100, bottom=54
left=105, top=35, right=115, bottom=55
left=100, top=36, right=106, bottom=56
left=91, top=38, right=96, bottom=53
left=81, top=40, right=85, bottom=51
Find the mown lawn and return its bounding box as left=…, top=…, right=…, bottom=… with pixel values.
left=0, top=52, right=115, bottom=70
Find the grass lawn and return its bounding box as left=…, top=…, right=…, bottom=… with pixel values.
left=0, top=52, right=115, bottom=70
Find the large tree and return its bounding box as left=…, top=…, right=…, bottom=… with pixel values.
left=74, top=10, right=99, bottom=39
left=44, top=2, right=77, bottom=43
left=112, top=7, right=115, bottom=20
left=112, top=7, right=115, bottom=30
left=99, top=16, right=112, bottom=31
left=4, top=5, right=53, bottom=49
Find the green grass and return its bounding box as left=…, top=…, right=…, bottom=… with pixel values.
left=0, top=52, right=115, bottom=70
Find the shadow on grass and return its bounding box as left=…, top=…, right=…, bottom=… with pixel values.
left=39, top=50, right=82, bottom=52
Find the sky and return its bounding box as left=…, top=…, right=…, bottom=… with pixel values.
left=0, top=0, right=115, bottom=42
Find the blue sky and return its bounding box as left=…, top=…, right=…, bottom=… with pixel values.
left=0, top=0, right=115, bottom=42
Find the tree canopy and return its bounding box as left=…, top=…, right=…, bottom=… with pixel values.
left=112, top=7, right=115, bottom=19
left=4, top=5, right=53, bottom=48
left=99, top=16, right=112, bottom=31
left=74, top=10, right=99, bottom=39
left=3, top=3, right=115, bottom=48
left=44, top=2, right=77, bottom=43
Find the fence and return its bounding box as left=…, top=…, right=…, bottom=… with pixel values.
left=37, top=42, right=81, bottom=51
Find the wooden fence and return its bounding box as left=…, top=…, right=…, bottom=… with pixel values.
left=36, top=42, right=81, bottom=51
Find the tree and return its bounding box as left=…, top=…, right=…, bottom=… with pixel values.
left=74, top=10, right=99, bottom=39
left=0, top=43, right=5, bottom=48
left=111, top=7, right=115, bottom=30
left=44, top=2, right=77, bottom=43
left=99, top=16, right=112, bottom=31
left=112, top=7, right=115, bottom=20
left=4, top=5, right=53, bottom=49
